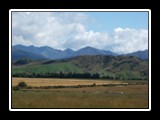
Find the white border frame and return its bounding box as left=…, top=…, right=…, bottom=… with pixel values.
left=9, top=9, right=151, bottom=111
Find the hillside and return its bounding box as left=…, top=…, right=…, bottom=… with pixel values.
left=12, top=55, right=148, bottom=80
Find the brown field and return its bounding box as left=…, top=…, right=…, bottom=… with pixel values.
left=12, top=78, right=148, bottom=109
left=12, top=77, right=127, bottom=87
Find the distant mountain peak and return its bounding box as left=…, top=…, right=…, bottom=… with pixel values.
left=85, top=46, right=95, bottom=48
left=81, top=46, right=97, bottom=50
left=40, top=46, right=52, bottom=49
left=29, top=45, right=35, bottom=47
left=64, top=48, right=74, bottom=52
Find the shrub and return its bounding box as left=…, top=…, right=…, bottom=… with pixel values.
left=15, top=58, right=32, bottom=65
left=17, top=81, right=27, bottom=88
left=91, top=83, right=96, bottom=87
left=13, top=86, right=20, bottom=91
left=93, top=83, right=96, bottom=86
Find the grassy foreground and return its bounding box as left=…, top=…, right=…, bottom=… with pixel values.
left=12, top=78, right=148, bottom=108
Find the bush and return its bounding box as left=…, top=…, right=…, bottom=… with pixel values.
left=91, top=83, right=96, bottom=87
left=13, top=86, right=20, bottom=91
left=17, top=81, right=27, bottom=88
left=15, top=58, right=32, bottom=65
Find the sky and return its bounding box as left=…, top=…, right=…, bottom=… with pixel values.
left=12, top=11, right=148, bottom=54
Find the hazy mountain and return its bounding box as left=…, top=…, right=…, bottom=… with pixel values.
left=126, top=50, right=148, bottom=60
left=12, top=45, right=148, bottom=60
left=13, top=45, right=63, bottom=59
left=75, top=46, right=117, bottom=56
left=12, top=45, right=117, bottom=60
left=12, top=47, right=46, bottom=61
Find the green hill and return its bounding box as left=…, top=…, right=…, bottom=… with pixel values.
left=12, top=55, right=148, bottom=80
left=13, top=62, right=83, bottom=74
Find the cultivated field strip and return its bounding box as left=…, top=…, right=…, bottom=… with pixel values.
left=12, top=78, right=127, bottom=87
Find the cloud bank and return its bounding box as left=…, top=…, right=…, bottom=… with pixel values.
left=12, top=12, right=148, bottom=54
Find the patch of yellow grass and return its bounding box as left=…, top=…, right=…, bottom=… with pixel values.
left=12, top=77, right=126, bottom=87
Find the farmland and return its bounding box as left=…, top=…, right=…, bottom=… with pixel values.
left=12, top=78, right=148, bottom=108
left=12, top=77, right=126, bottom=87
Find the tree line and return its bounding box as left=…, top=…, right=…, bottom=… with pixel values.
left=12, top=72, right=148, bottom=80
left=12, top=72, right=100, bottom=79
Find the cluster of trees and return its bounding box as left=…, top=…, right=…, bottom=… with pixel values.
left=14, top=58, right=32, bottom=65
left=101, top=75, right=114, bottom=79
left=12, top=72, right=148, bottom=80
left=114, top=73, right=148, bottom=80
left=12, top=72, right=100, bottom=79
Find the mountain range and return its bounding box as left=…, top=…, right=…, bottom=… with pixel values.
left=12, top=44, right=148, bottom=61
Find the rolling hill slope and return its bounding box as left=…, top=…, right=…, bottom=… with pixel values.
left=12, top=55, right=148, bottom=80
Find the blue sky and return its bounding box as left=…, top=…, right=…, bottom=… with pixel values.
left=85, top=12, right=148, bottom=33
left=12, top=11, right=148, bottom=54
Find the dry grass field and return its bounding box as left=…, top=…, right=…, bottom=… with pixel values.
left=12, top=78, right=148, bottom=109
left=12, top=77, right=127, bottom=87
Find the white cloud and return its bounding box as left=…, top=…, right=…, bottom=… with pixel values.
left=68, top=31, right=110, bottom=50
left=108, top=28, right=148, bottom=53
left=12, top=12, right=148, bottom=54
left=13, top=35, right=32, bottom=45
